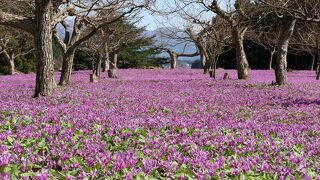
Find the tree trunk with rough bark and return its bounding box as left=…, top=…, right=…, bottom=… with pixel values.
left=59, top=49, right=75, bottom=85
left=90, top=73, right=98, bottom=83
left=102, top=44, right=110, bottom=72
left=317, top=66, right=320, bottom=80
left=195, top=44, right=208, bottom=74
left=200, top=53, right=206, bottom=68
left=268, top=47, right=276, bottom=70
left=1, top=50, right=16, bottom=75
left=210, top=57, right=219, bottom=79
left=169, top=51, right=177, bottom=69
left=232, top=28, right=249, bottom=79
left=317, top=67, right=320, bottom=80
left=275, top=19, right=296, bottom=85
left=108, top=53, right=118, bottom=78
left=310, top=54, right=315, bottom=71
left=95, top=53, right=102, bottom=77
left=317, top=49, right=320, bottom=80
left=8, top=58, right=15, bottom=75
left=201, top=53, right=208, bottom=74
left=198, top=46, right=206, bottom=67
left=57, top=17, right=82, bottom=86
left=204, top=58, right=211, bottom=75
left=34, top=0, right=55, bottom=98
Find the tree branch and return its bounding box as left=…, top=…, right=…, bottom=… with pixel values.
left=0, top=10, right=35, bottom=33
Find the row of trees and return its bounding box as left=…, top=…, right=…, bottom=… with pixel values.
left=0, top=19, right=163, bottom=75
left=158, top=0, right=320, bottom=82
left=1, top=0, right=320, bottom=98
left=0, top=0, right=154, bottom=97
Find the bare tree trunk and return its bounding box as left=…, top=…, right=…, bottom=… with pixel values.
left=196, top=45, right=208, bottom=74
left=34, top=0, right=55, bottom=98
left=317, top=66, right=320, bottom=80
left=213, top=57, right=219, bottom=79
left=90, top=73, right=98, bottom=83
left=310, top=53, right=315, bottom=71
left=102, top=44, right=110, bottom=72
left=1, top=50, right=16, bottom=75
left=209, top=61, right=215, bottom=79
left=58, top=18, right=81, bottom=86
left=104, top=52, right=110, bottom=71
left=169, top=51, right=177, bottom=69
left=232, top=28, right=249, bottom=79
left=8, top=59, right=15, bottom=75
left=200, top=53, right=206, bottom=67
left=199, top=47, right=206, bottom=67
left=59, top=49, right=75, bottom=85
left=209, top=55, right=219, bottom=79
left=204, top=58, right=211, bottom=74
left=275, top=19, right=296, bottom=85
left=95, top=53, right=102, bottom=77
left=108, top=53, right=118, bottom=78
left=268, top=47, right=276, bottom=70
left=317, top=49, right=320, bottom=80
left=201, top=52, right=208, bottom=74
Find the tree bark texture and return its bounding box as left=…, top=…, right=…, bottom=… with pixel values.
left=59, top=49, right=75, bottom=85
left=310, top=54, right=315, bottom=71
left=317, top=50, right=320, bottom=80
left=1, top=50, right=15, bottom=75
left=268, top=47, right=276, bottom=70
left=204, top=58, right=211, bottom=75
left=95, top=53, right=102, bottom=77
left=317, top=66, right=320, bottom=80
left=168, top=50, right=177, bottom=69
left=58, top=17, right=82, bottom=85
left=195, top=44, right=208, bottom=74
left=34, top=0, right=55, bottom=97
left=0, top=10, right=35, bottom=33
left=232, top=28, right=249, bottom=79
left=275, top=19, right=296, bottom=85
left=102, top=43, right=110, bottom=72
left=209, top=57, right=219, bottom=79
left=108, top=53, right=118, bottom=78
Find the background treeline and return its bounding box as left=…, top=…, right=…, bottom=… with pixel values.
left=0, top=19, right=165, bottom=75
left=1, top=38, right=316, bottom=75
left=155, top=0, right=320, bottom=83
left=191, top=41, right=316, bottom=70
left=1, top=0, right=320, bottom=97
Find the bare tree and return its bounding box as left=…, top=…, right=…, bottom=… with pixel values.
left=247, top=14, right=280, bottom=70
left=290, top=22, right=320, bottom=76
left=257, top=0, right=320, bottom=84
left=0, top=27, right=33, bottom=74
left=153, top=26, right=200, bottom=69
left=164, top=48, right=199, bottom=69
left=0, top=1, right=34, bottom=74
left=0, top=0, right=151, bottom=96
left=164, top=0, right=255, bottom=79
left=186, top=27, right=211, bottom=73
left=0, top=0, right=67, bottom=97
left=203, top=0, right=255, bottom=80
left=206, top=17, right=232, bottom=79
left=53, top=1, right=150, bottom=85
left=186, top=16, right=231, bottom=78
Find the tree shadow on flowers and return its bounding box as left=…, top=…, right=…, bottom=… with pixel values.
left=290, top=99, right=320, bottom=106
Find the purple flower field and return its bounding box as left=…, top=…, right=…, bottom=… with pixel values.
left=0, top=69, right=319, bottom=179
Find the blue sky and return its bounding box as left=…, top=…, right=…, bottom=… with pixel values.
left=138, top=0, right=181, bottom=31
left=137, top=1, right=216, bottom=31
left=138, top=11, right=162, bottom=31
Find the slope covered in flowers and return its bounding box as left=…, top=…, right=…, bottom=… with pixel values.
left=0, top=69, right=319, bottom=179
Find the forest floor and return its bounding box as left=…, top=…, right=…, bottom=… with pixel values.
left=0, top=69, right=319, bottom=179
